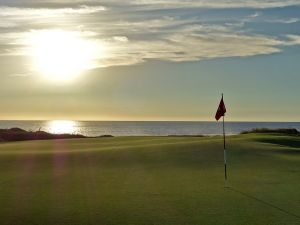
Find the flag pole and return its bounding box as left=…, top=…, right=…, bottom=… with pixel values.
left=223, top=115, right=227, bottom=180
left=222, top=93, right=227, bottom=185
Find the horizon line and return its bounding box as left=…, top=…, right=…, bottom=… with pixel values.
left=0, top=119, right=299, bottom=123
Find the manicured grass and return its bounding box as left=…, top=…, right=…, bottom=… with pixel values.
left=0, top=134, right=299, bottom=225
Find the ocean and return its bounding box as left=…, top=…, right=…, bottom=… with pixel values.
left=0, top=120, right=299, bottom=137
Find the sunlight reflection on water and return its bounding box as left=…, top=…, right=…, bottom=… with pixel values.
left=46, top=120, right=79, bottom=134
left=1, top=121, right=300, bottom=137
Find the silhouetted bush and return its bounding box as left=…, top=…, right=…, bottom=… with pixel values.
left=241, top=128, right=299, bottom=135
left=0, top=128, right=86, bottom=142
left=98, top=135, right=114, bottom=137
left=168, top=135, right=205, bottom=137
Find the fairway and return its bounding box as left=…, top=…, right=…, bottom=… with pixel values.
left=0, top=134, right=299, bottom=225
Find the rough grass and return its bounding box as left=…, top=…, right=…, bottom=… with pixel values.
left=0, top=134, right=299, bottom=225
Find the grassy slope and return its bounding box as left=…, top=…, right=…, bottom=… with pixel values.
left=0, top=134, right=299, bottom=225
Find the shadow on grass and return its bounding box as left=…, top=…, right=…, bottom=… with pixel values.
left=228, top=187, right=300, bottom=220
left=258, top=138, right=300, bottom=149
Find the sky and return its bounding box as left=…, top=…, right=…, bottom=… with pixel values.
left=0, top=0, right=300, bottom=121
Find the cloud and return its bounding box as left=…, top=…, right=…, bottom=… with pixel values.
left=1, top=17, right=299, bottom=68
left=96, top=26, right=284, bottom=67
left=282, top=18, right=300, bottom=23
left=285, top=35, right=300, bottom=44
left=249, top=12, right=260, bottom=18
left=1, top=1, right=300, bottom=70
left=113, top=36, right=129, bottom=42
left=266, top=18, right=300, bottom=24
left=121, top=0, right=300, bottom=9
left=0, top=5, right=106, bottom=17
left=2, top=0, right=300, bottom=9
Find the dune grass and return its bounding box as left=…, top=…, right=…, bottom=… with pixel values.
left=0, top=134, right=299, bottom=225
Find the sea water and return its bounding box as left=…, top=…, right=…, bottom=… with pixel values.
left=0, top=120, right=299, bottom=137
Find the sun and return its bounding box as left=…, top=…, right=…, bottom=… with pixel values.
left=30, top=30, right=98, bottom=82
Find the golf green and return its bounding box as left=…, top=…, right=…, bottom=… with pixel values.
left=0, top=134, right=299, bottom=225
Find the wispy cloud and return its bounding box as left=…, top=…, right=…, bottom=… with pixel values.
left=3, top=0, right=300, bottom=9
left=117, top=0, right=300, bottom=9
left=285, top=35, right=300, bottom=44
left=96, top=24, right=288, bottom=67
left=0, top=5, right=106, bottom=17
left=249, top=12, right=260, bottom=18
left=266, top=18, right=300, bottom=24
left=1, top=1, right=300, bottom=70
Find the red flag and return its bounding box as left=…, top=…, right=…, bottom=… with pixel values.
left=215, top=95, right=226, bottom=121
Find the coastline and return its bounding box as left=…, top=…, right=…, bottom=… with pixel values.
left=0, top=127, right=299, bottom=142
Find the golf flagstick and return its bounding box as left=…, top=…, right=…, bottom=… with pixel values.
left=215, top=94, right=227, bottom=186
left=223, top=115, right=227, bottom=187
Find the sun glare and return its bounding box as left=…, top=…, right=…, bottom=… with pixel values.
left=30, top=30, right=99, bottom=82
left=47, top=120, right=78, bottom=134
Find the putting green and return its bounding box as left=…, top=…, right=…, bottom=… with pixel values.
left=0, top=134, right=299, bottom=225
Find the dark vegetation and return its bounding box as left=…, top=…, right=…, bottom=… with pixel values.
left=241, top=128, right=300, bottom=135
left=0, top=128, right=114, bottom=142
left=0, top=127, right=86, bottom=142
left=168, top=135, right=205, bottom=137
